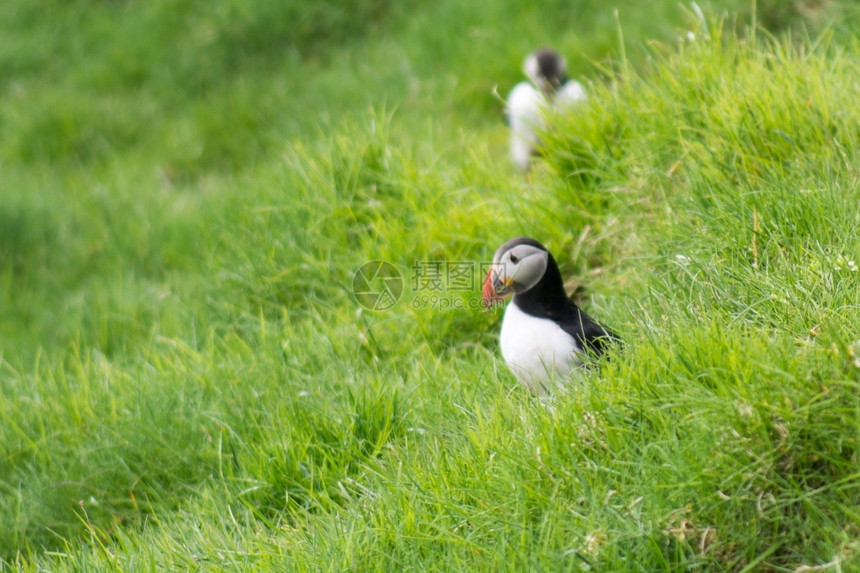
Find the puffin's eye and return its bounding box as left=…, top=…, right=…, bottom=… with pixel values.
left=509, top=253, right=520, bottom=264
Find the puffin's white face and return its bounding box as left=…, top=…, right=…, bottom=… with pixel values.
left=483, top=243, right=548, bottom=303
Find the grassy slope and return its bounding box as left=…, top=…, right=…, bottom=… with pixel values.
left=1, top=0, right=859, bottom=570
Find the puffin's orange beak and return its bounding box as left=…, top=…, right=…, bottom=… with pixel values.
left=482, top=271, right=497, bottom=304
left=482, top=269, right=511, bottom=308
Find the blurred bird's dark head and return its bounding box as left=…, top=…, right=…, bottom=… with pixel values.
left=524, top=48, right=568, bottom=98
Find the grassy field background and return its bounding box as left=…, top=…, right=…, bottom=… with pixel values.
left=2, top=0, right=860, bottom=570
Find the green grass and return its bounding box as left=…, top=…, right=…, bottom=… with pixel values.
left=2, top=0, right=860, bottom=570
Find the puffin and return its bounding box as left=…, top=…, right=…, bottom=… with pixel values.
left=482, top=237, right=617, bottom=393
left=506, top=48, right=587, bottom=171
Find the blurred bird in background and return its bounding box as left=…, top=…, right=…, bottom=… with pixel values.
left=506, top=48, right=586, bottom=171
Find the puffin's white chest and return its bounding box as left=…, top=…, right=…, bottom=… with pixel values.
left=499, top=302, right=582, bottom=393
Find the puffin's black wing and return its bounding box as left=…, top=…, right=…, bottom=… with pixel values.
left=555, top=302, right=619, bottom=358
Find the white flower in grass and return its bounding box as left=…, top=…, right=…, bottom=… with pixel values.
left=834, top=255, right=857, bottom=272
left=735, top=400, right=753, bottom=418
left=582, top=530, right=607, bottom=558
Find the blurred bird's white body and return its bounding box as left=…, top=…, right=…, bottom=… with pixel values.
left=507, top=80, right=586, bottom=171
left=507, top=82, right=546, bottom=171
left=555, top=80, right=587, bottom=108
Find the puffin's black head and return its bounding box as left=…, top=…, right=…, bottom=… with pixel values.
left=483, top=237, right=566, bottom=306
left=524, top=48, right=569, bottom=96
